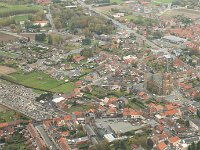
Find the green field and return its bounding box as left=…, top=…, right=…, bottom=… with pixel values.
left=0, top=51, right=18, bottom=58
left=110, top=0, right=123, bottom=4
left=10, top=71, right=75, bottom=93
left=0, top=3, right=41, bottom=18
left=67, top=105, right=90, bottom=113
left=152, top=0, right=174, bottom=4
left=13, top=14, right=29, bottom=22
left=51, top=82, right=75, bottom=93
left=0, top=109, right=30, bottom=123
left=123, top=15, right=137, bottom=21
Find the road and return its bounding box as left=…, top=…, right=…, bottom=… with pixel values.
left=77, top=0, right=160, bottom=50
left=46, top=5, right=57, bottom=32
left=36, top=125, right=58, bottom=150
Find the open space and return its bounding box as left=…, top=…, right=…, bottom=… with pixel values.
left=0, top=65, right=17, bottom=75
left=110, top=0, right=123, bottom=4
left=152, top=0, right=174, bottom=4
left=0, top=32, right=17, bottom=42
left=163, top=8, right=200, bottom=19
left=13, top=14, right=29, bottom=23
left=9, top=71, right=75, bottom=93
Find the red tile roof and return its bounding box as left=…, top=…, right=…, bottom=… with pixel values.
left=156, top=142, right=167, bottom=150
left=169, top=136, right=180, bottom=144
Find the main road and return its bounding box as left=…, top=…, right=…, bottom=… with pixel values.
left=76, top=0, right=160, bottom=50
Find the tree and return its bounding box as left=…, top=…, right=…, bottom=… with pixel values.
left=191, top=142, right=196, bottom=150
left=48, top=35, right=53, bottom=45
left=195, top=96, right=200, bottom=102
left=82, top=38, right=91, bottom=45
left=197, top=109, right=200, bottom=118
left=197, top=141, right=200, bottom=150
left=35, top=33, right=46, bottom=42
left=67, top=54, right=73, bottom=62
left=80, top=48, right=93, bottom=58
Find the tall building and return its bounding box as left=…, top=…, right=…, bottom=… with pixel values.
left=145, top=72, right=173, bottom=95
left=162, top=73, right=173, bottom=95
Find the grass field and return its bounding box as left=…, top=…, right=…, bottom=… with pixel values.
left=10, top=71, right=75, bottom=93
left=0, top=108, right=30, bottom=123
left=0, top=3, right=41, bottom=18
left=67, top=105, right=90, bottom=113
left=123, top=15, right=137, bottom=21
left=13, top=14, right=29, bottom=22
left=152, top=0, right=174, bottom=4
left=51, top=82, right=75, bottom=93
left=110, top=0, right=123, bottom=4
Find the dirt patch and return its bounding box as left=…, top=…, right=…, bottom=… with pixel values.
left=20, top=33, right=36, bottom=40
left=0, top=104, right=8, bottom=113
left=0, top=32, right=17, bottom=42
left=95, top=4, right=129, bottom=13
left=163, top=8, right=200, bottom=19
left=0, top=65, right=16, bottom=75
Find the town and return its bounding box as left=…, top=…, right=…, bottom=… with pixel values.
left=0, top=0, right=200, bottom=150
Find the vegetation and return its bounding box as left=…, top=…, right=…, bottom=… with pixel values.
left=51, top=5, right=115, bottom=35
left=80, top=48, right=94, bottom=58
left=0, top=109, right=30, bottom=123
left=35, top=33, right=46, bottom=42
left=130, top=15, right=157, bottom=27
left=0, top=3, right=41, bottom=18
left=174, top=15, right=193, bottom=27
left=188, top=141, right=200, bottom=150
left=35, top=92, right=53, bottom=102
left=48, top=33, right=63, bottom=45
left=2, top=131, right=29, bottom=150
left=9, top=71, right=75, bottom=93
left=152, top=0, right=174, bottom=4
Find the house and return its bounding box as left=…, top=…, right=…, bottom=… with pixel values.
left=73, top=55, right=85, bottom=62
left=168, top=136, right=181, bottom=146
left=58, top=137, right=71, bottom=150
left=26, top=123, right=47, bottom=150
left=33, top=21, right=49, bottom=27
left=156, top=142, right=167, bottom=150
left=123, top=108, right=143, bottom=119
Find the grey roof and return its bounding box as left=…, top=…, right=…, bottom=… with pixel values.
left=109, top=122, right=142, bottom=134
left=190, top=119, right=200, bottom=127
left=162, top=35, right=187, bottom=43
